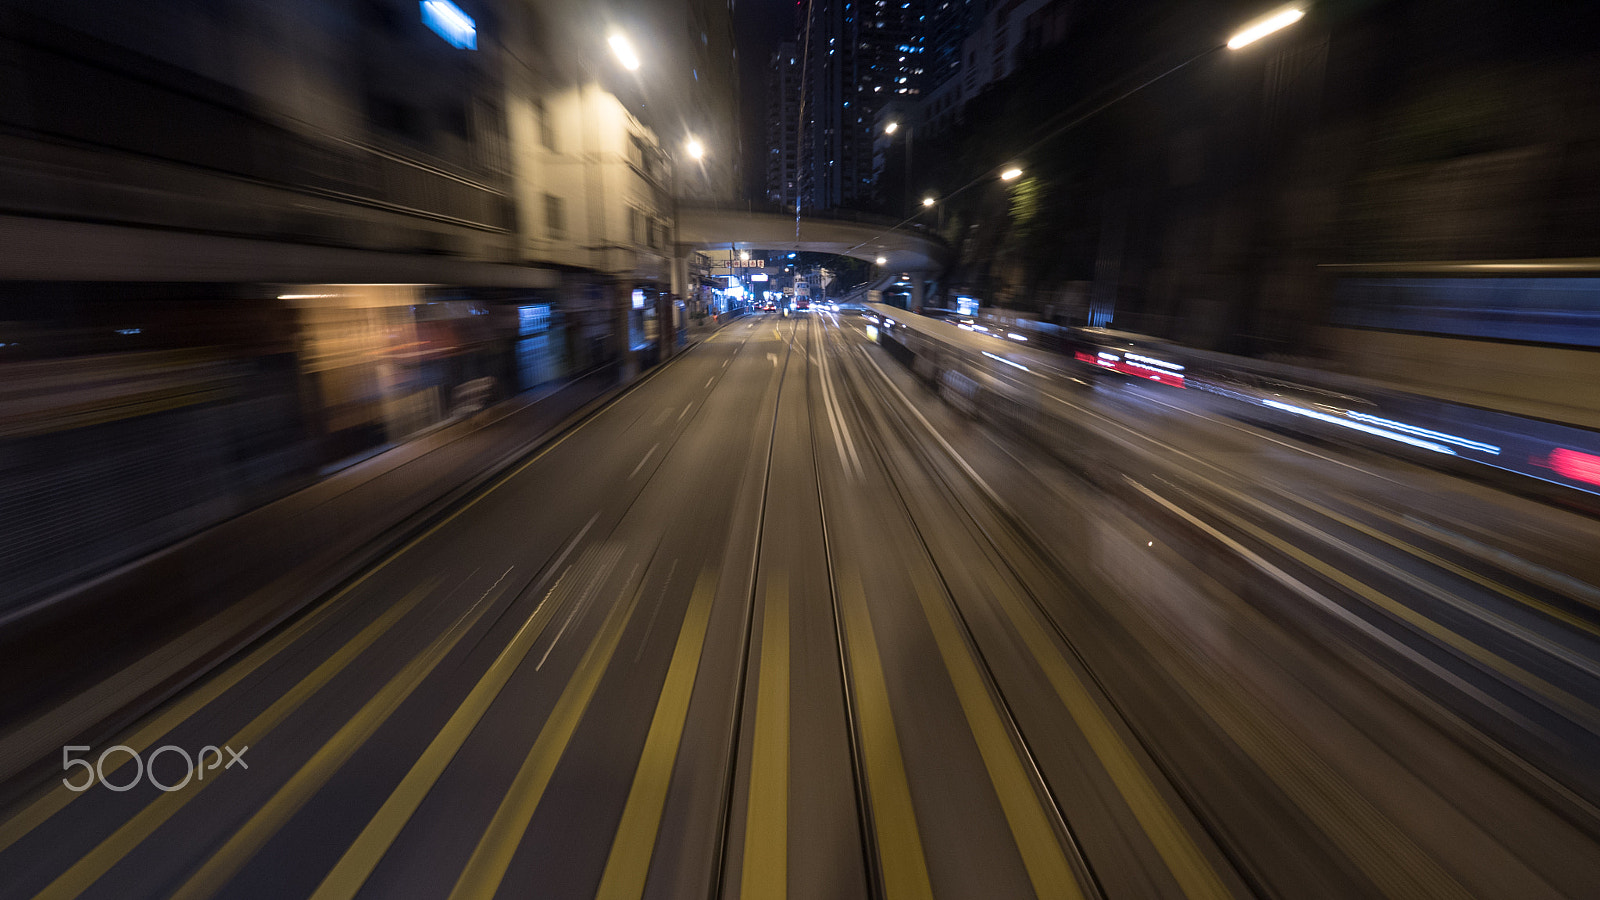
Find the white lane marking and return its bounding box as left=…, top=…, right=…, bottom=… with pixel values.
left=706, top=376, right=715, bottom=388
left=817, top=336, right=862, bottom=479
left=767, top=352, right=779, bottom=367
left=628, top=443, right=660, bottom=480
left=654, top=407, right=673, bottom=425
left=859, top=348, right=997, bottom=498
left=545, top=513, right=601, bottom=585
left=723, top=360, right=729, bottom=368
left=679, top=403, right=692, bottom=421
left=633, top=559, right=679, bottom=663
left=537, top=550, right=634, bottom=671
left=1125, top=478, right=1545, bottom=735
left=1133, top=391, right=1407, bottom=487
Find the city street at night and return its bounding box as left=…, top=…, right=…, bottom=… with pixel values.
left=5, top=310, right=1600, bottom=898
left=5, top=0, right=1600, bottom=897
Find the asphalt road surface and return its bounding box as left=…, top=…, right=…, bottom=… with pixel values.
left=3, top=311, right=1598, bottom=899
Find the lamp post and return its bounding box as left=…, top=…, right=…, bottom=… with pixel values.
left=884, top=120, right=914, bottom=216
left=669, top=134, right=708, bottom=347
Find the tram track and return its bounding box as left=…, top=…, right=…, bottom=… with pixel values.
left=823, top=320, right=1118, bottom=900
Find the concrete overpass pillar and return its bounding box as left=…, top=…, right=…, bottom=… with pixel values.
left=670, top=248, right=690, bottom=300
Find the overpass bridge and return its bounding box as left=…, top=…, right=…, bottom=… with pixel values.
left=673, top=202, right=949, bottom=306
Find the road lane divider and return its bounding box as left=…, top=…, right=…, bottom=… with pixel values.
left=446, top=556, right=653, bottom=900
left=1127, top=478, right=1549, bottom=738
left=593, top=569, right=720, bottom=900
left=740, top=574, right=791, bottom=900
left=976, top=568, right=1235, bottom=900
left=1205, top=481, right=1600, bottom=682
left=1157, top=478, right=1600, bottom=734
left=1324, top=496, right=1600, bottom=638
left=1109, top=486, right=1483, bottom=899
left=31, top=573, right=456, bottom=900
left=165, top=570, right=514, bottom=900
left=306, top=520, right=603, bottom=900
left=836, top=570, right=934, bottom=899
left=0, top=570, right=448, bottom=854
left=906, top=568, right=1086, bottom=900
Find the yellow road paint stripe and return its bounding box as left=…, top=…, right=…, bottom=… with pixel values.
left=593, top=570, right=720, bottom=900
left=4, top=346, right=646, bottom=846
left=167, top=575, right=509, bottom=900
left=0, top=576, right=358, bottom=853
left=740, top=575, right=790, bottom=900
left=447, top=564, right=649, bottom=899
left=978, top=569, right=1234, bottom=900
left=907, top=570, right=1085, bottom=900
left=309, top=562, right=599, bottom=900
left=32, top=575, right=446, bottom=900
left=1131, top=482, right=1479, bottom=899
left=1217, top=498, right=1600, bottom=730
left=1320, top=497, right=1600, bottom=638
left=837, top=570, right=933, bottom=899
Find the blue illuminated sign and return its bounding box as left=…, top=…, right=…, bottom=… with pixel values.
left=421, top=0, right=477, bottom=50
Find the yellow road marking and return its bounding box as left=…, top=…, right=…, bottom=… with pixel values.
left=908, top=570, right=1085, bottom=900
left=5, top=341, right=655, bottom=847
left=306, top=560, right=593, bottom=900
left=593, top=570, right=720, bottom=900
left=446, top=564, right=649, bottom=899
left=1217, top=498, right=1600, bottom=730
left=1131, top=483, right=1478, bottom=899
left=837, top=570, right=933, bottom=899
left=167, top=576, right=509, bottom=900
left=740, top=575, right=790, bottom=900
left=1321, top=497, right=1600, bottom=638
left=978, top=569, right=1234, bottom=899
left=0, top=574, right=360, bottom=853
left=32, top=576, right=445, bottom=900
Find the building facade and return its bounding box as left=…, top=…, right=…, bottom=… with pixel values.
left=765, top=41, right=803, bottom=209
left=795, top=0, right=928, bottom=211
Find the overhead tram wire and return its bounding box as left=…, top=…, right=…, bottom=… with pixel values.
left=795, top=0, right=817, bottom=245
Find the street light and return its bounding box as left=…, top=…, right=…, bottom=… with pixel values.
left=1000, top=167, right=1023, bottom=181
left=883, top=119, right=915, bottom=214
left=1227, top=7, right=1305, bottom=50
left=608, top=33, right=640, bottom=70
left=685, top=137, right=705, bottom=160
left=922, top=196, right=935, bottom=207
left=875, top=256, right=887, bottom=266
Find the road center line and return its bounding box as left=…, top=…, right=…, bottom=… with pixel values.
left=629, top=443, right=660, bottom=480
left=741, top=574, right=790, bottom=900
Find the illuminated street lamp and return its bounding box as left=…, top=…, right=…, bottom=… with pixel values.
left=1227, top=7, right=1305, bottom=49
left=685, top=137, right=705, bottom=160
left=875, top=256, right=887, bottom=266
left=608, top=33, right=641, bottom=70
left=921, top=196, right=935, bottom=207
left=1000, top=167, right=1023, bottom=181
left=883, top=119, right=916, bottom=214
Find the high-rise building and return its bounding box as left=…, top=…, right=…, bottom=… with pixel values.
left=765, top=42, right=802, bottom=209
left=926, top=0, right=984, bottom=88
left=797, top=0, right=928, bottom=211
left=919, top=0, right=1075, bottom=135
